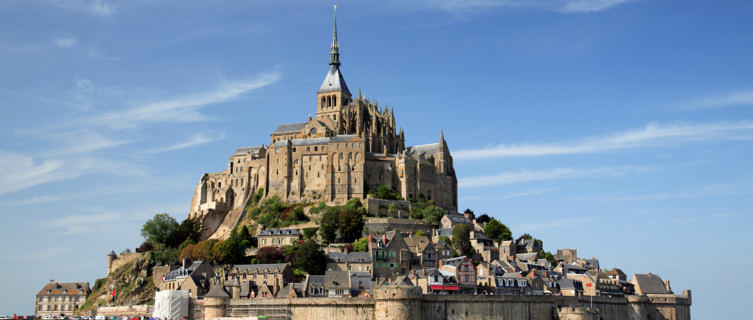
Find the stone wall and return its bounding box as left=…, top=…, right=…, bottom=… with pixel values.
left=364, top=217, right=431, bottom=235
left=96, top=305, right=152, bottom=317
left=193, top=288, right=691, bottom=320
left=108, top=252, right=145, bottom=274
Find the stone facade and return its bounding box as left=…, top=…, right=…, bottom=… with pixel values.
left=35, top=280, right=90, bottom=317
left=187, top=10, right=457, bottom=227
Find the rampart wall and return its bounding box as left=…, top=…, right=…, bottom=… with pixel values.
left=189, top=286, right=691, bottom=320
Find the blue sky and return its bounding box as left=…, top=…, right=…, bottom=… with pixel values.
left=1, top=0, right=751, bottom=318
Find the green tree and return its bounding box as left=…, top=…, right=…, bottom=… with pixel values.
left=538, top=250, right=558, bottom=268
left=141, top=213, right=180, bottom=245
left=451, top=224, right=474, bottom=257
left=239, top=225, right=253, bottom=242
left=320, top=208, right=338, bottom=243
left=415, top=230, right=426, bottom=237
left=339, top=208, right=364, bottom=243
left=293, top=240, right=326, bottom=275
left=369, top=184, right=402, bottom=200
left=463, top=208, right=475, bottom=220
left=353, top=237, right=369, bottom=252
left=420, top=205, right=446, bottom=227
left=485, top=218, right=512, bottom=243
left=319, top=199, right=365, bottom=243
left=476, top=213, right=491, bottom=224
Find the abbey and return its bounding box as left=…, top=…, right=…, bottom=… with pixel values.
left=188, top=12, right=457, bottom=220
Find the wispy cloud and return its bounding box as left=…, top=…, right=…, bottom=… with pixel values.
left=52, top=0, right=114, bottom=17
left=690, top=90, right=753, bottom=109
left=46, top=129, right=131, bottom=155
left=85, top=72, right=281, bottom=129
left=53, top=36, right=78, bottom=48
left=415, top=0, right=632, bottom=13
left=8, top=195, right=66, bottom=206
left=459, top=166, right=646, bottom=188
left=47, top=212, right=123, bottom=235
left=454, top=121, right=753, bottom=160
left=146, top=133, right=225, bottom=154
left=0, top=151, right=142, bottom=195
left=569, top=183, right=751, bottom=202
left=514, top=216, right=597, bottom=232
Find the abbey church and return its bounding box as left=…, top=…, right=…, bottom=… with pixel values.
left=188, top=11, right=457, bottom=220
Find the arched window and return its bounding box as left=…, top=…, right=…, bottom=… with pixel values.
left=327, top=96, right=331, bottom=107
left=321, top=97, right=326, bottom=108
left=333, top=95, right=337, bottom=106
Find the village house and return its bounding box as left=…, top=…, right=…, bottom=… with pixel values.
left=440, top=213, right=472, bottom=229
left=369, top=232, right=410, bottom=279
left=558, top=278, right=584, bottom=296
left=498, top=240, right=515, bottom=260
left=417, top=268, right=459, bottom=295
left=158, top=259, right=214, bottom=298
left=324, top=270, right=351, bottom=297
left=403, top=235, right=437, bottom=269
left=258, top=228, right=302, bottom=247
left=35, top=280, right=91, bottom=317
left=303, top=275, right=326, bottom=297
left=228, top=263, right=294, bottom=298
left=439, top=256, right=476, bottom=294
left=326, top=251, right=372, bottom=273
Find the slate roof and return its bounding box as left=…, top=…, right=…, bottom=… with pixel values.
left=163, top=261, right=209, bottom=281
left=205, top=283, right=230, bottom=298
left=441, top=256, right=468, bottom=268
left=633, top=273, right=670, bottom=294
left=349, top=272, right=374, bottom=296
left=516, top=253, right=538, bottom=262
left=436, top=228, right=453, bottom=237
left=318, top=66, right=351, bottom=95
left=404, top=236, right=432, bottom=253
left=272, top=122, right=307, bottom=135
left=327, top=252, right=372, bottom=263
left=272, top=135, right=359, bottom=147
left=324, top=270, right=350, bottom=290
left=234, top=263, right=288, bottom=274
left=558, top=279, right=583, bottom=291
left=233, top=146, right=263, bottom=157
left=37, top=281, right=90, bottom=296
left=443, top=214, right=472, bottom=225
left=405, top=143, right=439, bottom=159
left=259, top=229, right=301, bottom=236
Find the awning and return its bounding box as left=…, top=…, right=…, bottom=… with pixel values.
left=430, top=285, right=444, bottom=290
left=442, top=286, right=459, bottom=291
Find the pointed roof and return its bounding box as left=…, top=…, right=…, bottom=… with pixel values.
left=318, top=6, right=350, bottom=95
left=318, top=67, right=351, bottom=95
left=205, top=283, right=230, bottom=298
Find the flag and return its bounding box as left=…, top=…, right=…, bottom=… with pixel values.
left=586, top=283, right=592, bottom=287
left=112, top=288, right=117, bottom=297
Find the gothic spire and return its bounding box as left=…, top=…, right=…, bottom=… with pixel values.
left=330, top=5, right=340, bottom=67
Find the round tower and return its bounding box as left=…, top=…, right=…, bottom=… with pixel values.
left=106, top=250, right=117, bottom=274
left=373, top=284, right=422, bottom=320
left=203, top=282, right=229, bottom=320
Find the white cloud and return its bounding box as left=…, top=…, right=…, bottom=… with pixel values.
left=87, top=72, right=281, bottom=129
left=691, top=90, right=753, bottom=109
left=53, top=36, right=78, bottom=48
left=8, top=195, right=66, bottom=206
left=415, top=0, right=631, bottom=13
left=0, top=151, right=142, bottom=195
left=53, top=0, right=114, bottom=17
left=459, top=166, right=646, bottom=188
left=47, top=129, right=131, bottom=155
left=454, top=121, right=753, bottom=160
left=146, top=133, right=225, bottom=154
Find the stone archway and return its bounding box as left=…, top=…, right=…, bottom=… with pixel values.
left=225, top=188, right=235, bottom=208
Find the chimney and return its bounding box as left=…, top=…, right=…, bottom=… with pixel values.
left=50, top=280, right=55, bottom=283
left=664, top=280, right=672, bottom=293
left=382, top=234, right=387, bottom=244
left=369, top=234, right=372, bottom=244
left=182, top=258, right=192, bottom=269
left=439, top=260, right=443, bottom=268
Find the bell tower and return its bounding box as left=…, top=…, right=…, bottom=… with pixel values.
left=316, top=5, right=352, bottom=129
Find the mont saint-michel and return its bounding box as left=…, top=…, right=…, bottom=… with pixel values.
left=12, top=2, right=745, bottom=320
